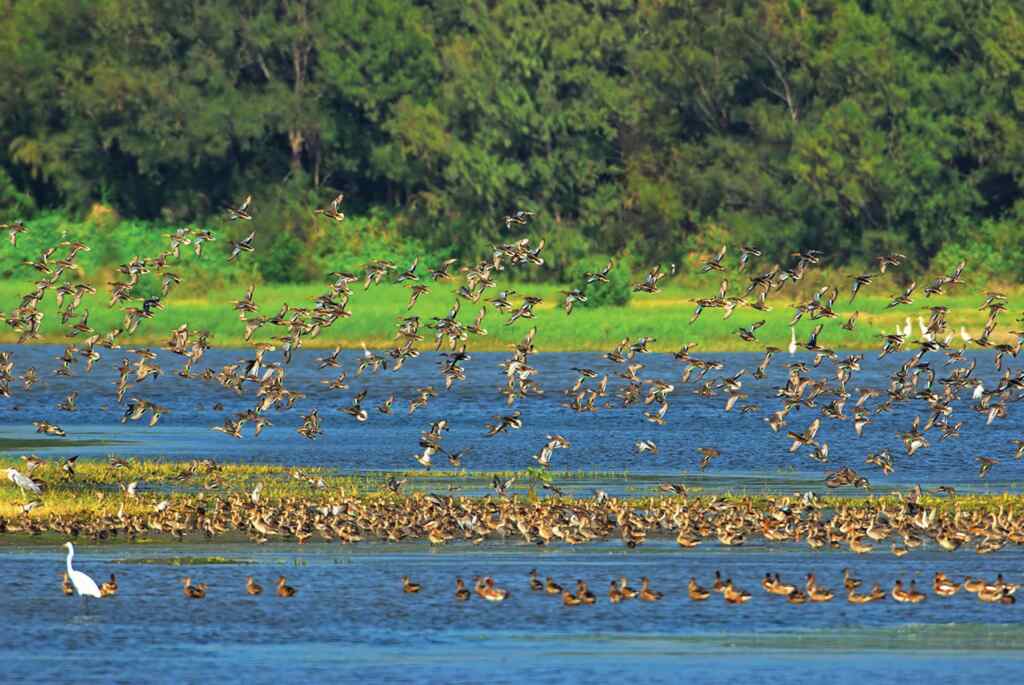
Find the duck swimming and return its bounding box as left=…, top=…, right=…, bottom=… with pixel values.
left=454, top=577, right=471, bottom=601
left=608, top=580, right=623, bottom=603
left=847, top=583, right=886, bottom=604
left=977, top=584, right=1013, bottom=603
left=723, top=579, right=751, bottom=604
left=576, top=580, right=597, bottom=604
left=61, top=572, right=73, bottom=596
left=99, top=574, right=118, bottom=597
left=891, top=579, right=925, bottom=603
left=688, top=577, right=710, bottom=601
left=277, top=576, right=297, bottom=597
left=963, top=577, right=986, bottom=594
left=182, top=577, right=207, bottom=599
left=401, top=576, right=421, bottom=594
left=933, top=572, right=960, bottom=597
left=479, top=577, right=509, bottom=602
left=806, top=573, right=834, bottom=602
left=246, top=576, right=263, bottom=595
left=763, top=573, right=796, bottom=596
left=639, top=576, right=663, bottom=602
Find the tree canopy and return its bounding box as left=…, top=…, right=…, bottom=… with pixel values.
left=1, top=0, right=1022, bottom=279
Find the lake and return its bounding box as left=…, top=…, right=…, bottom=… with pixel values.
left=1, top=345, right=1022, bottom=683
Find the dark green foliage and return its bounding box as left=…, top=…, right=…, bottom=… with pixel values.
left=565, top=256, right=631, bottom=308
left=257, top=231, right=308, bottom=284
left=0, top=0, right=1023, bottom=280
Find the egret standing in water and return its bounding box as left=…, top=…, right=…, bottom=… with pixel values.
left=63, top=542, right=102, bottom=598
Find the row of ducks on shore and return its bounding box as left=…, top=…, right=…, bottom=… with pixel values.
left=17, top=487, right=1024, bottom=557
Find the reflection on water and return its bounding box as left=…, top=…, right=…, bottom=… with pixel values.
left=1, top=346, right=1021, bottom=494
left=2, top=540, right=1023, bottom=684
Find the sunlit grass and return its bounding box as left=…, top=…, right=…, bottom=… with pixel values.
left=0, top=457, right=375, bottom=517
left=2, top=457, right=1023, bottom=522
left=0, top=275, right=1015, bottom=352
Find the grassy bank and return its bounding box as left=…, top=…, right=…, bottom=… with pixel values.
left=0, top=277, right=1015, bottom=353
left=2, top=457, right=1022, bottom=521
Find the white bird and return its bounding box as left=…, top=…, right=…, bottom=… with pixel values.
left=5, top=468, right=41, bottom=496
left=63, top=542, right=102, bottom=598
left=788, top=327, right=797, bottom=355
left=973, top=381, right=985, bottom=400
left=917, top=316, right=932, bottom=342
left=533, top=444, right=553, bottom=468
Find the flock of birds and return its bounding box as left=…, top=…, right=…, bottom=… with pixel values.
left=60, top=540, right=1018, bottom=606
left=1, top=195, right=1024, bottom=554
left=9, top=481, right=1023, bottom=556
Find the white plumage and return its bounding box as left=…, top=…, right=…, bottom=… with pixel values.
left=5, top=468, right=41, bottom=495
left=63, top=542, right=102, bottom=598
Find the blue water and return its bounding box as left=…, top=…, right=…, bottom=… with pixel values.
left=0, top=346, right=1020, bottom=493
left=3, top=540, right=1024, bottom=684
left=3, top=345, right=1024, bottom=682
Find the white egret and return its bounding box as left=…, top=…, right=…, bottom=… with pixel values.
left=5, top=468, right=41, bottom=496
left=918, top=316, right=932, bottom=342
left=788, top=327, right=797, bottom=355
left=973, top=381, right=985, bottom=400
left=63, top=542, right=102, bottom=598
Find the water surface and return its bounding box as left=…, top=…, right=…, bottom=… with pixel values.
left=4, top=540, right=1022, bottom=684
left=0, top=346, right=1019, bottom=494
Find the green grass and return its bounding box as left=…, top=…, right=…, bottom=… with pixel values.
left=0, top=457, right=376, bottom=517
left=3, top=457, right=1023, bottom=521
left=0, top=273, right=1014, bottom=352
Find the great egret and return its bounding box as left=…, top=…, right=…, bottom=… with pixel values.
left=5, top=468, right=41, bottom=496
left=63, top=542, right=102, bottom=598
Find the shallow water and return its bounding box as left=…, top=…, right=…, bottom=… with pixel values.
left=0, top=346, right=1020, bottom=494
left=3, top=540, right=1023, bottom=684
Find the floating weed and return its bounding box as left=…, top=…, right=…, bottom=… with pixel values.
left=113, top=556, right=252, bottom=566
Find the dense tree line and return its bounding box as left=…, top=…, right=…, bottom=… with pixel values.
left=1, top=0, right=1022, bottom=279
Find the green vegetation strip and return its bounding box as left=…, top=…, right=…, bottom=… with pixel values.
left=1, top=458, right=1023, bottom=520
left=0, top=276, right=1016, bottom=352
